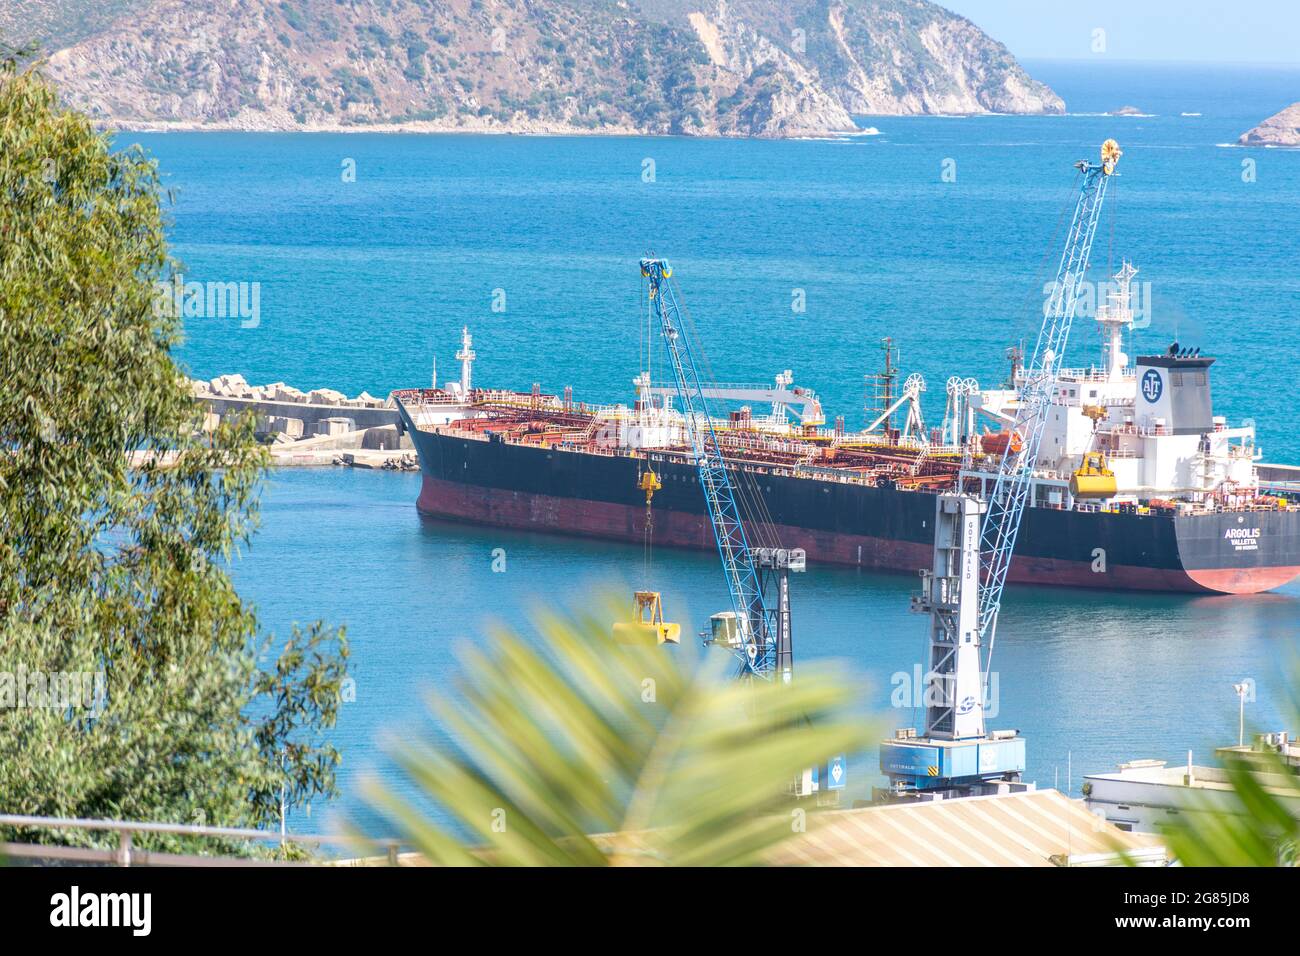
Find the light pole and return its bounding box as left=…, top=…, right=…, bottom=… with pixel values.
left=1232, top=682, right=1251, bottom=748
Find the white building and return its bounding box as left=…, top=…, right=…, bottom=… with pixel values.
left=1084, top=732, right=1300, bottom=834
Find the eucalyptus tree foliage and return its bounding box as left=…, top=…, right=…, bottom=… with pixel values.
left=0, top=56, right=347, bottom=856
left=365, top=607, right=873, bottom=866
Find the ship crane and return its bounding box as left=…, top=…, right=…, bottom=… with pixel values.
left=881, top=139, right=1122, bottom=798
left=863, top=372, right=928, bottom=443
left=640, top=258, right=801, bottom=683
left=645, top=372, right=825, bottom=429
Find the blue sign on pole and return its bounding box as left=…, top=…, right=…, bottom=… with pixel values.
left=826, top=754, right=846, bottom=791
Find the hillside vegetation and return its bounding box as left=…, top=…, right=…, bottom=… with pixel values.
left=18, top=0, right=1062, bottom=136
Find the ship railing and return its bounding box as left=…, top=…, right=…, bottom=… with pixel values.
left=1061, top=396, right=1136, bottom=409
left=391, top=388, right=468, bottom=407
left=1208, top=501, right=1296, bottom=514
left=580, top=405, right=784, bottom=432
left=833, top=434, right=933, bottom=452
left=1023, top=366, right=1135, bottom=384
left=650, top=379, right=815, bottom=395
left=721, top=432, right=816, bottom=452
left=470, top=388, right=567, bottom=410
left=1050, top=394, right=1137, bottom=409
left=789, top=463, right=920, bottom=487
left=1104, top=422, right=1173, bottom=438
left=793, top=465, right=866, bottom=483
left=1068, top=493, right=1296, bottom=516
left=1087, top=447, right=1139, bottom=458
left=921, top=443, right=964, bottom=457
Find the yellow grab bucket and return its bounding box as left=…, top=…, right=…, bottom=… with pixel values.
left=1069, top=451, right=1118, bottom=499
left=612, top=591, right=680, bottom=645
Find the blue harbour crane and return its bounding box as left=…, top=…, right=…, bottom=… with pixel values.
left=880, top=140, right=1123, bottom=798
left=639, top=258, right=800, bottom=684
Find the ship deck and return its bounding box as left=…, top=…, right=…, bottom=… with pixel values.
left=392, top=387, right=1298, bottom=519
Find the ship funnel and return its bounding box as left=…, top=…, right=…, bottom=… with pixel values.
left=1135, top=347, right=1215, bottom=435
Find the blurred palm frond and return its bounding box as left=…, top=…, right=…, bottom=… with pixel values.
left=363, top=603, right=874, bottom=866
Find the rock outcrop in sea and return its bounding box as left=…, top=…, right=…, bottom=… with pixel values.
left=1238, top=102, right=1300, bottom=148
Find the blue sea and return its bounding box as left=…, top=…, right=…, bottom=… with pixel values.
left=125, top=60, right=1300, bottom=830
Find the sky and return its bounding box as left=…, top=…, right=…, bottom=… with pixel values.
left=938, top=0, right=1300, bottom=64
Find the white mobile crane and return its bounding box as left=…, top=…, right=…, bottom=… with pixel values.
left=880, top=139, right=1123, bottom=799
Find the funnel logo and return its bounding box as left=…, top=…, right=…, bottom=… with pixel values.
left=1140, top=368, right=1163, bottom=403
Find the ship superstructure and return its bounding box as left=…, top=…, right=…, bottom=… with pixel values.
left=966, top=263, right=1258, bottom=512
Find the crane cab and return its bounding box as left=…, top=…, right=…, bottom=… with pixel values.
left=705, top=611, right=749, bottom=650
left=613, top=591, right=680, bottom=645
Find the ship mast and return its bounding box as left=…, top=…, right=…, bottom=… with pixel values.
left=456, top=326, right=476, bottom=395
left=1097, top=260, right=1137, bottom=381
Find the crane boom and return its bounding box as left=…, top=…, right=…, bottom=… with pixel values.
left=640, top=258, right=775, bottom=678
left=976, top=140, right=1122, bottom=672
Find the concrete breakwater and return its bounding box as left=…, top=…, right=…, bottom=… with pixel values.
left=192, top=374, right=417, bottom=469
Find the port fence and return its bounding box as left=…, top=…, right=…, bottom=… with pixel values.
left=0, top=813, right=403, bottom=867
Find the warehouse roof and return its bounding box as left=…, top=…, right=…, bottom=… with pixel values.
left=766, top=788, right=1165, bottom=867
left=350, top=788, right=1166, bottom=867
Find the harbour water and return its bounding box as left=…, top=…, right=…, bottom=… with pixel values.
left=133, top=59, right=1300, bottom=825
left=244, top=467, right=1298, bottom=825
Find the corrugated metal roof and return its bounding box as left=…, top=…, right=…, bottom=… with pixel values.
left=358, top=788, right=1166, bottom=867
left=766, top=789, right=1164, bottom=867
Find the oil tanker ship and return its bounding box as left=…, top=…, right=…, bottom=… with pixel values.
left=395, top=278, right=1300, bottom=595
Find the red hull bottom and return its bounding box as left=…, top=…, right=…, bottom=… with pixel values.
left=416, top=476, right=1298, bottom=595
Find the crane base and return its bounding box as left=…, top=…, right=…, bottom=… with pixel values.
left=880, top=732, right=1027, bottom=794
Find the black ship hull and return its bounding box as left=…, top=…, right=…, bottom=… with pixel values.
left=405, top=426, right=1300, bottom=595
